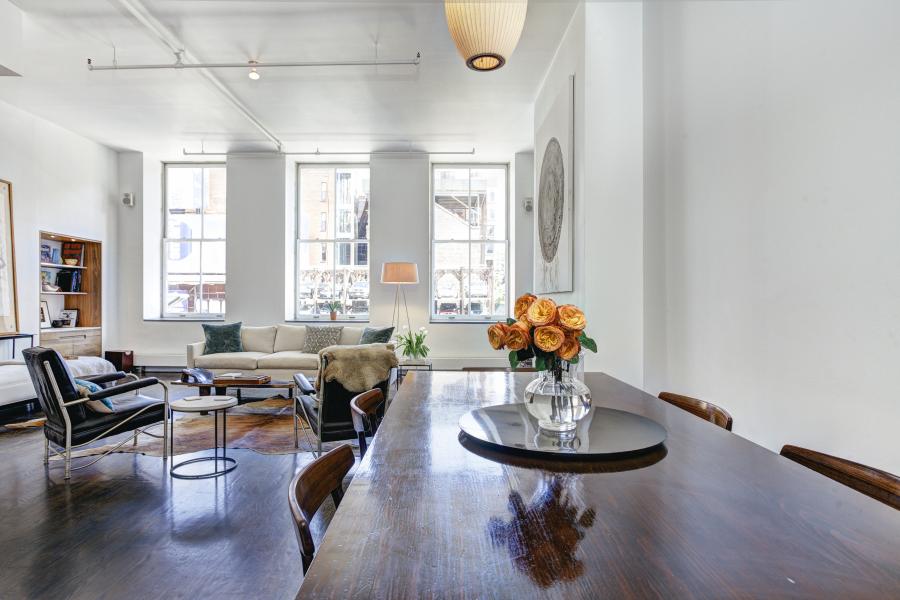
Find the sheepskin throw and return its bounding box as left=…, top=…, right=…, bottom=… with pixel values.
left=319, top=343, right=398, bottom=393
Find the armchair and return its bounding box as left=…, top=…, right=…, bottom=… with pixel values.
left=22, top=347, right=169, bottom=479
left=293, top=366, right=392, bottom=457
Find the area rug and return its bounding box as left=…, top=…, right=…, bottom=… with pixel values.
left=65, top=397, right=356, bottom=459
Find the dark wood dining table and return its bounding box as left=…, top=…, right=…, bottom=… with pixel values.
left=297, top=371, right=900, bottom=599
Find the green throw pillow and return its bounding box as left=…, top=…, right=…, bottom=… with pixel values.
left=360, top=326, right=394, bottom=344
left=203, top=322, right=243, bottom=355
left=301, top=326, right=343, bottom=354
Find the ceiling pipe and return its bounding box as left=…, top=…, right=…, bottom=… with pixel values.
left=109, top=0, right=283, bottom=150
left=87, top=54, right=421, bottom=71
left=182, top=147, right=476, bottom=157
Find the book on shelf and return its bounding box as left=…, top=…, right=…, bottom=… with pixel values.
left=60, top=241, right=84, bottom=266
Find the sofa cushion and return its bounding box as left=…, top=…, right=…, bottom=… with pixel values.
left=241, top=326, right=277, bottom=353
left=360, top=326, right=394, bottom=344
left=202, top=322, right=243, bottom=354
left=274, top=324, right=307, bottom=352
left=257, top=351, right=320, bottom=370
left=339, top=327, right=364, bottom=346
left=193, top=352, right=266, bottom=370
left=303, top=326, right=344, bottom=354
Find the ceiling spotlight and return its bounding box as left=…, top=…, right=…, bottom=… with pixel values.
left=248, top=60, right=260, bottom=80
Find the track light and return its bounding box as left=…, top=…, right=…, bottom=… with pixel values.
left=248, top=60, right=260, bottom=80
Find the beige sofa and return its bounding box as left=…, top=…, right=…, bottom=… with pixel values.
left=186, top=324, right=368, bottom=380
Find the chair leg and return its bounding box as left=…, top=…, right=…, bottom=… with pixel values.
left=64, top=445, right=72, bottom=480
left=162, top=386, right=169, bottom=461
left=43, top=438, right=49, bottom=465
left=294, top=402, right=299, bottom=449
left=357, top=432, right=367, bottom=459
left=132, top=430, right=138, bottom=447
left=331, top=485, right=344, bottom=508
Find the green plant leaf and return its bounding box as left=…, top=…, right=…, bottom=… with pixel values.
left=508, top=350, right=519, bottom=369
left=516, top=348, right=534, bottom=361
left=579, top=333, right=598, bottom=353
left=535, top=355, right=547, bottom=371
left=506, top=318, right=517, bottom=326
left=567, top=354, right=579, bottom=364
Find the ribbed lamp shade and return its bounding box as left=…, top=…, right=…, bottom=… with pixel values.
left=444, top=0, right=528, bottom=71
left=381, top=262, right=419, bottom=284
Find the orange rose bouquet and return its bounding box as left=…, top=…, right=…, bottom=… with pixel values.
left=486, top=293, right=597, bottom=372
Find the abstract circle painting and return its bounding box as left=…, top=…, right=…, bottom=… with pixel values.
left=538, top=137, right=565, bottom=263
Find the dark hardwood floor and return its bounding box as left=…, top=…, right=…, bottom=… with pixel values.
left=0, top=374, right=339, bottom=600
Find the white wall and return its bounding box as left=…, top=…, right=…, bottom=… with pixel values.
left=534, top=3, right=646, bottom=385
left=116, top=152, right=519, bottom=367
left=225, top=155, right=287, bottom=325
left=0, top=99, right=118, bottom=357
left=653, top=0, right=900, bottom=473
left=513, top=151, right=534, bottom=297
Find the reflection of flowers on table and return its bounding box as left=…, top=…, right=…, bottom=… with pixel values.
left=487, top=476, right=596, bottom=588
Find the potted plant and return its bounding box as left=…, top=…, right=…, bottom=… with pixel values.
left=395, top=326, right=430, bottom=361
left=487, top=294, right=598, bottom=436
left=326, top=301, right=342, bottom=321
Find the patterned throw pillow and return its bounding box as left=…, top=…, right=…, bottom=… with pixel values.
left=302, top=326, right=344, bottom=354
left=360, top=326, right=394, bottom=344
left=75, top=378, right=113, bottom=413
left=203, top=322, right=243, bottom=355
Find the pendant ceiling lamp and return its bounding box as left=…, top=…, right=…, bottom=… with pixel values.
left=445, top=0, right=528, bottom=72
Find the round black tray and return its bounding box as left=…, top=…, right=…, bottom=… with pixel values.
left=459, top=403, right=667, bottom=459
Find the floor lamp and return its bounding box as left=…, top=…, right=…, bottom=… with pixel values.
left=381, top=262, right=418, bottom=332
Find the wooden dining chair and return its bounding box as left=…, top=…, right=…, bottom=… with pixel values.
left=288, top=444, right=355, bottom=574
left=350, top=389, right=386, bottom=459
left=780, top=445, right=899, bottom=510
left=658, top=391, right=733, bottom=431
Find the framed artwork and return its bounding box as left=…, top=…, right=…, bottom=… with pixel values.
left=59, top=309, right=78, bottom=328
left=0, top=180, right=19, bottom=335
left=40, top=301, right=52, bottom=329
left=533, top=75, right=575, bottom=293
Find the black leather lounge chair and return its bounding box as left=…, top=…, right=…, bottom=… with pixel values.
left=22, top=347, right=169, bottom=479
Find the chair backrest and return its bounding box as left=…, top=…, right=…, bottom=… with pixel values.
left=22, top=347, right=86, bottom=426
left=319, top=356, right=391, bottom=427
left=350, top=389, right=386, bottom=458
left=288, top=444, right=355, bottom=573
left=462, top=367, right=538, bottom=372
left=658, top=391, right=733, bottom=431
left=780, top=445, right=899, bottom=510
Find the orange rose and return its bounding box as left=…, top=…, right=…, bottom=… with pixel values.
left=558, top=334, right=581, bottom=361
left=557, top=304, right=587, bottom=332
left=487, top=323, right=509, bottom=350
left=533, top=325, right=565, bottom=353
left=514, top=293, right=537, bottom=319
left=505, top=323, right=531, bottom=351
left=526, top=298, right=558, bottom=326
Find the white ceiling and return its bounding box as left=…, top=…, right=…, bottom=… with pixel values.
left=1, top=0, right=576, bottom=156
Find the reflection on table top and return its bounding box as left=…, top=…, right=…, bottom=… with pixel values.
left=298, top=371, right=900, bottom=599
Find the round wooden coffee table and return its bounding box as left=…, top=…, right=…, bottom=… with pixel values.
left=169, top=395, right=238, bottom=479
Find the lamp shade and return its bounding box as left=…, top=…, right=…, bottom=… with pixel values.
left=381, top=262, right=419, bottom=284
left=444, top=0, right=528, bottom=71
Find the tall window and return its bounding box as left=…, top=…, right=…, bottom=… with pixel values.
left=162, top=164, right=226, bottom=317
left=431, top=165, right=508, bottom=320
left=296, top=165, right=370, bottom=319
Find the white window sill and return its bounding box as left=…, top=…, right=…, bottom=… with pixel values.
left=145, top=317, right=226, bottom=323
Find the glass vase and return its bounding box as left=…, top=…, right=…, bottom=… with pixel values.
left=524, top=365, right=592, bottom=437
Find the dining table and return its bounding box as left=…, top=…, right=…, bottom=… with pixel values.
left=297, top=371, right=900, bottom=598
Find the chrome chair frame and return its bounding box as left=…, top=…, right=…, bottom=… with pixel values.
left=41, top=363, right=170, bottom=479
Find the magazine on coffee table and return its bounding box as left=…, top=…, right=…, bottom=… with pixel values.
left=212, top=373, right=272, bottom=385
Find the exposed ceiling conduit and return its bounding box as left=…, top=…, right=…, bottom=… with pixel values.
left=181, top=147, right=476, bottom=157
left=87, top=54, right=421, bottom=71
left=109, top=0, right=283, bottom=150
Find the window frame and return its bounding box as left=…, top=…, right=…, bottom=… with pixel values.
left=429, top=163, right=510, bottom=323
left=160, top=162, right=227, bottom=320
left=294, top=163, right=371, bottom=322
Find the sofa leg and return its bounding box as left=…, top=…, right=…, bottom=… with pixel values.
left=43, top=438, right=49, bottom=465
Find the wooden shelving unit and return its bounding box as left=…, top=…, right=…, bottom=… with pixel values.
left=39, top=232, right=102, bottom=357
